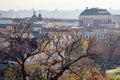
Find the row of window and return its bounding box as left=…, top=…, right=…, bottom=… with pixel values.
left=83, top=33, right=118, bottom=39
left=51, top=33, right=119, bottom=48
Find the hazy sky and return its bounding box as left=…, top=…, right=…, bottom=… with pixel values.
left=0, top=0, right=120, bottom=10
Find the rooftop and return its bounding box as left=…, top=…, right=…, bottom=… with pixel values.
left=80, top=8, right=111, bottom=16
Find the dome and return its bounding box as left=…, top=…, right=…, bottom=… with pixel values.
left=80, top=8, right=111, bottom=15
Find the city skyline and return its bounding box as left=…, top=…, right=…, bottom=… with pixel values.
left=0, top=0, right=120, bottom=10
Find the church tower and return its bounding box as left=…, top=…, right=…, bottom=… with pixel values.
left=38, top=11, right=42, bottom=21
left=32, top=11, right=37, bottom=18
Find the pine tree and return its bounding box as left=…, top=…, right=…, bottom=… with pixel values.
left=5, top=63, right=15, bottom=80
left=30, top=67, right=46, bottom=80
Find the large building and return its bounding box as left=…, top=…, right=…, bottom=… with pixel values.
left=79, top=8, right=113, bottom=27
left=43, top=18, right=79, bottom=28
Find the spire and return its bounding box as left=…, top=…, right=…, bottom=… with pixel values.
left=32, top=11, right=37, bottom=18
left=38, top=11, right=42, bottom=21
left=33, top=11, right=35, bottom=15
left=38, top=12, right=41, bottom=18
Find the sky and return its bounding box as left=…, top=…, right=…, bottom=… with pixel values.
left=0, top=0, right=120, bottom=10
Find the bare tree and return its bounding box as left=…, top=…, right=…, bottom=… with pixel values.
left=37, top=29, right=98, bottom=80
left=0, top=24, right=98, bottom=80
left=0, top=23, right=51, bottom=80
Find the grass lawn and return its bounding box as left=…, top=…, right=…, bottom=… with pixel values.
left=106, top=69, right=120, bottom=80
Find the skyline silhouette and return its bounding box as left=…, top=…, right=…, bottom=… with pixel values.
left=0, top=0, right=120, bottom=10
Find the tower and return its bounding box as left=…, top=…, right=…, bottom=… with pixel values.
left=38, top=11, right=42, bottom=21
left=32, top=11, right=37, bottom=18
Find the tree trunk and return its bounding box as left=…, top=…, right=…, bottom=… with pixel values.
left=21, top=64, right=26, bottom=80
left=50, top=66, right=69, bottom=80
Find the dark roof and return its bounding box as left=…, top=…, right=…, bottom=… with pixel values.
left=0, top=24, right=11, bottom=28
left=0, top=18, right=12, bottom=20
left=30, top=24, right=42, bottom=27
left=80, top=8, right=111, bottom=15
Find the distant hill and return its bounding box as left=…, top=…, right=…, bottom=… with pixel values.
left=0, top=9, right=120, bottom=19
